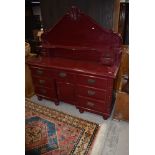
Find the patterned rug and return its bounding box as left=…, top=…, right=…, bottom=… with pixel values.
left=25, top=99, right=100, bottom=155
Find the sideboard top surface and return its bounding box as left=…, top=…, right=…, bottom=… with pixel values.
left=27, top=57, right=118, bottom=78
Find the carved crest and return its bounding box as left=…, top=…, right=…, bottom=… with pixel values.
left=67, top=6, right=81, bottom=21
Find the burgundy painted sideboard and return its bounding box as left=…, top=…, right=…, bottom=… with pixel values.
left=27, top=6, right=122, bottom=119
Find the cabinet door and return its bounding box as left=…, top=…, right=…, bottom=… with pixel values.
left=56, top=82, right=75, bottom=104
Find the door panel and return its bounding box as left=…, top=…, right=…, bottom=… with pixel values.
left=56, top=82, right=75, bottom=104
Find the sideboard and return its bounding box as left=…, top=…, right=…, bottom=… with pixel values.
left=27, top=6, right=122, bottom=119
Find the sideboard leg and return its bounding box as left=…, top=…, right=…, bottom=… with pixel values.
left=103, top=115, right=109, bottom=120
left=55, top=101, right=60, bottom=106
left=37, top=96, right=42, bottom=101
left=79, top=109, right=84, bottom=113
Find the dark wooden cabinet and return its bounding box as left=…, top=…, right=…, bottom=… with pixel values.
left=30, top=66, right=57, bottom=102
left=118, top=2, right=129, bottom=45
left=113, top=46, right=129, bottom=121
left=27, top=6, right=122, bottom=119
left=113, top=92, right=129, bottom=121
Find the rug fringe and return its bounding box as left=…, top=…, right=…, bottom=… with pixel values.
left=90, top=123, right=107, bottom=155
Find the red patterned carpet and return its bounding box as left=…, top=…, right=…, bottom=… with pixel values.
left=25, top=99, right=100, bottom=155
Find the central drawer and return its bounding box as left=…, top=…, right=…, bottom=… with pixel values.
left=55, top=70, right=75, bottom=83
left=77, top=85, right=106, bottom=100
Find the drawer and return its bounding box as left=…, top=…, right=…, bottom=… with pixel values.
left=30, top=67, right=51, bottom=77
left=77, top=96, right=106, bottom=112
left=77, top=86, right=106, bottom=100
left=76, top=74, right=109, bottom=89
left=55, top=70, right=75, bottom=83
left=32, top=77, right=55, bottom=88
left=35, top=86, right=57, bottom=99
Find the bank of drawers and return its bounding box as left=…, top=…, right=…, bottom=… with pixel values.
left=76, top=74, right=113, bottom=113
left=30, top=67, right=56, bottom=100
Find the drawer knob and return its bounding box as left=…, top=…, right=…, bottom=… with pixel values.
left=87, top=90, right=96, bottom=96
left=36, top=70, right=43, bottom=75
left=59, top=72, right=67, bottom=78
left=88, top=79, right=96, bottom=84
left=39, top=80, right=45, bottom=84
left=87, top=101, right=94, bottom=107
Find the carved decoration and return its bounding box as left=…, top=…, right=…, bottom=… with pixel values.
left=67, top=6, right=81, bottom=21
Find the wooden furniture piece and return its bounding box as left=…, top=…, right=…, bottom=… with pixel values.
left=27, top=6, right=122, bottom=119
left=118, top=2, right=129, bottom=45
left=113, top=91, right=129, bottom=121
left=114, top=45, right=129, bottom=91
left=113, top=0, right=120, bottom=32
left=25, top=43, right=35, bottom=98
left=113, top=45, right=129, bottom=121
left=113, top=76, right=129, bottom=121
